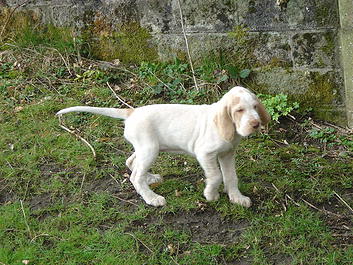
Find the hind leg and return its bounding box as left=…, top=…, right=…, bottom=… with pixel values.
left=126, top=152, right=163, bottom=185
left=129, top=148, right=166, bottom=207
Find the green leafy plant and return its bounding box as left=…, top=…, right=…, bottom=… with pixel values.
left=259, top=94, right=299, bottom=122
left=196, top=51, right=251, bottom=84
left=137, top=59, right=192, bottom=101
left=309, top=128, right=336, bottom=143
left=309, top=128, right=353, bottom=150
left=74, top=69, right=109, bottom=83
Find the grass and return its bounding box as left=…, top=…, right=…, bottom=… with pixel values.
left=1, top=41, right=352, bottom=265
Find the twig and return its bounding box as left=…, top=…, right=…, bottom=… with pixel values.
left=0, top=0, right=31, bottom=39
left=271, top=183, right=301, bottom=207
left=106, top=82, right=134, bottom=109
left=125, top=232, right=154, bottom=253
left=80, top=173, right=86, bottom=192
left=111, top=194, right=139, bottom=207
left=57, top=115, right=96, bottom=158
left=301, top=198, right=343, bottom=218
left=47, top=47, right=72, bottom=76
left=30, top=233, right=50, bottom=243
left=144, top=68, right=175, bottom=91
left=20, top=200, right=32, bottom=238
left=285, top=194, right=301, bottom=207
left=176, top=0, right=199, bottom=91
left=109, top=174, right=120, bottom=186
left=334, top=191, right=353, bottom=214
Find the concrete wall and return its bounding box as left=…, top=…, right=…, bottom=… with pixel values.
left=338, top=0, right=353, bottom=127
left=2, top=0, right=351, bottom=126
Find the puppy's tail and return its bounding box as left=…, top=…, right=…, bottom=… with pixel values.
left=56, top=106, right=133, bottom=119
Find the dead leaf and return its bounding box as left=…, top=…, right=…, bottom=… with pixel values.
left=175, top=190, right=182, bottom=197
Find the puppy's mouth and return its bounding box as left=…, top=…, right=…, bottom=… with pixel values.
left=236, top=126, right=259, bottom=137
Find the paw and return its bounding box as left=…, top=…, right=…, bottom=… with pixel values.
left=146, top=173, right=163, bottom=185
left=147, top=195, right=166, bottom=207
left=204, top=190, right=220, bottom=201
left=229, top=193, right=252, bottom=208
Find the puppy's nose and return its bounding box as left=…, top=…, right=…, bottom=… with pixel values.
left=252, top=121, right=260, bottom=129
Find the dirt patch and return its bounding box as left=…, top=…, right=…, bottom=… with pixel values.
left=163, top=209, right=249, bottom=244
left=84, top=176, right=121, bottom=194
left=29, top=192, right=53, bottom=211
left=130, top=208, right=249, bottom=245
left=0, top=179, right=16, bottom=205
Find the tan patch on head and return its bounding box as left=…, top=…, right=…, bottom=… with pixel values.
left=228, top=96, right=242, bottom=124
left=230, top=96, right=240, bottom=105
left=214, top=105, right=235, bottom=142
left=214, top=95, right=243, bottom=142
left=256, top=100, right=271, bottom=125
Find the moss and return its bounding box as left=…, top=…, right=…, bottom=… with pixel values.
left=292, top=72, right=345, bottom=124
left=225, top=25, right=257, bottom=68
left=320, top=32, right=335, bottom=56
left=0, top=8, right=41, bottom=42
left=314, top=1, right=331, bottom=25
left=303, top=72, right=338, bottom=107
left=82, top=15, right=158, bottom=64
left=112, top=23, right=158, bottom=64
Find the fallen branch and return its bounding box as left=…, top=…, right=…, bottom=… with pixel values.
left=272, top=183, right=301, bottom=207
left=57, top=115, right=96, bottom=158
left=47, top=47, right=72, bottom=76
left=334, top=191, right=353, bottom=214
left=20, top=200, right=32, bottom=238
left=125, top=232, right=154, bottom=253
left=176, top=0, right=199, bottom=91
left=106, top=82, right=134, bottom=109
left=111, top=195, right=139, bottom=207
left=30, top=233, right=50, bottom=243
left=79, top=173, right=86, bottom=192
left=301, top=198, right=343, bottom=218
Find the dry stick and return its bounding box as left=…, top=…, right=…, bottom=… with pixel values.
left=334, top=191, right=353, bottom=214
left=0, top=0, right=31, bottom=39
left=30, top=233, right=50, bottom=243
left=301, top=198, right=343, bottom=218
left=272, top=183, right=301, bottom=207
left=109, top=173, right=120, bottom=187
left=147, top=69, right=174, bottom=91
left=111, top=195, right=139, bottom=207
left=20, top=200, right=32, bottom=238
left=79, top=173, right=86, bottom=192
left=106, top=82, right=134, bottom=109
left=125, top=232, right=154, bottom=253
left=58, top=115, right=97, bottom=158
left=176, top=0, right=199, bottom=91
left=48, top=47, right=72, bottom=76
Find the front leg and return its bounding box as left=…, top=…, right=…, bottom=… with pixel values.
left=218, top=151, right=251, bottom=208
left=197, top=153, right=223, bottom=202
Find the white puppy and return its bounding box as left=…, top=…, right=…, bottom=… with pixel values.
left=57, top=86, right=270, bottom=207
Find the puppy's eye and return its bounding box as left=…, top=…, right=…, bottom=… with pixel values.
left=254, top=105, right=258, bottom=109
left=236, top=109, right=244, bottom=112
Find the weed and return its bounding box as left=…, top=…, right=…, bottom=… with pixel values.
left=309, top=127, right=353, bottom=150
left=259, top=93, right=300, bottom=122
left=309, top=127, right=336, bottom=144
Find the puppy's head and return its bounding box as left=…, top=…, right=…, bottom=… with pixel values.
left=214, top=86, right=271, bottom=141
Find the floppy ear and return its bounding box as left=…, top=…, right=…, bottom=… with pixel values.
left=214, top=104, right=235, bottom=142
left=257, top=101, right=271, bottom=125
